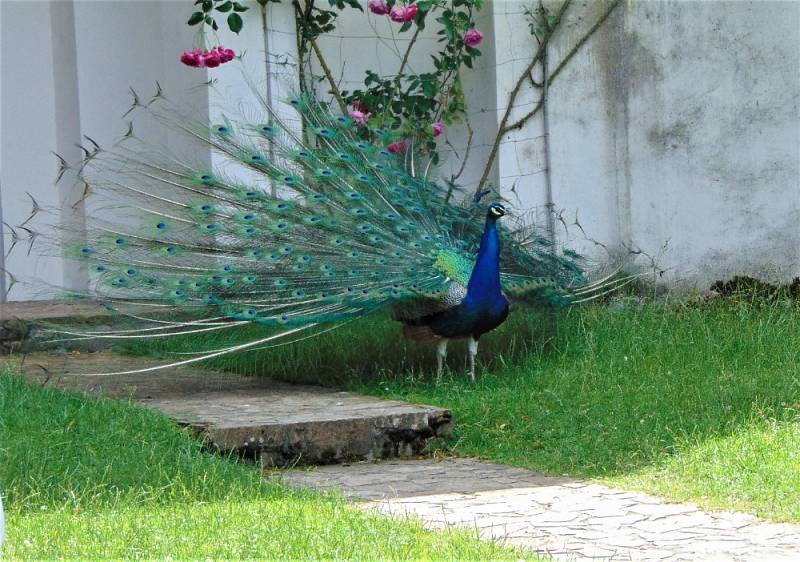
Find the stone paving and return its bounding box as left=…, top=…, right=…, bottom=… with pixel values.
left=282, top=458, right=800, bottom=561
left=9, top=352, right=451, bottom=466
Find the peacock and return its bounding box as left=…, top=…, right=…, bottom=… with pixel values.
left=45, top=85, right=630, bottom=380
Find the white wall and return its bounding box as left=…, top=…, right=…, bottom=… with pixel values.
left=1, top=0, right=799, bottom=301
left=506, top=0, right=800, bottom=283
left=1, top=0, right=206, bottom=300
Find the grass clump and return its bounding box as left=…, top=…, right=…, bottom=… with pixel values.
left=0, top=371, right=534, bottom=560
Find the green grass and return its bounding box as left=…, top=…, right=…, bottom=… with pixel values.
left=0, top=372, right=535, bottom=560
left=125, top=299, right=800, bottom=522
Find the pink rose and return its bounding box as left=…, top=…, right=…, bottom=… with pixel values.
left=351, top=99, right=367, bottom=113
left=217, top=47, right=235, bottom=63
left=202, top=50, right=221, bottom=68
left=431, top=121, right=445, bottom=137
left=180, top=47, right=235, bottom=69
left=403, top=3, right=418, bottom=21
left=180, top=49, right=202, bottom=67
left=464, top=28, right=484, bottom=48
left=368, top=0, right=389, bottom=15
left=390, top=3, right=417, bottom=23
left=389, top=5, right=405, bottom=22
left=387, top=140, right=408, bottom=154
left=349, top=110, right=370, bottom=126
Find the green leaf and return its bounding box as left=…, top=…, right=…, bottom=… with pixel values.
left=227, top=12, right=243, bottom=33
left=399, top=21, right=412, bottom=32
left=233, top=2, right=250, bottom=11
left=216, top=1, right=233, bottom=12
left=205, top=15, right=214, bottom=24
left=187, top=11, right=204, bottom=25
left=202, top=1, right=213, bottom=12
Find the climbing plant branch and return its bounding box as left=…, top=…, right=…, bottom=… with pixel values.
left=549, top=0, right=621, bottom=84
left=309, top=34, right=348, bottom=112
left=380, top=24, right=424, bottom=124
left=474, top=0, right=572, bottom=195
left=475, top=0, right=622, bottom=195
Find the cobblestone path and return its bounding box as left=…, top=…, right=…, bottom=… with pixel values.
left=283, top=458, right=800, bottom=561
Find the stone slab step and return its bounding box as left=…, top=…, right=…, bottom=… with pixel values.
left=0, top=300, right=119, bottom=353
left=8, top=351, right=451, bottom=466
left=0, top=300, right=111, bottom=322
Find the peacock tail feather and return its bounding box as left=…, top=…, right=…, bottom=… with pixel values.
left=43, top=85, right=621, bottom=373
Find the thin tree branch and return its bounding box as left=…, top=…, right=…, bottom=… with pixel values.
left=293, top=0, right=347, bottom=113
left=309, top=38, right=347, bottom=112
left=475, top=0, right=621, bottom=195
left=503, top=0, right=621, bottom=135
left=398, top=25, right=422, bottom=79
left=506, top=97, right=544, bottom=132
left=450, top=115, right=474, bottom=184
left=549, top=0, right=621, bottom=84
left=475, top=0, right=572, bottom=195
left=382, top=25, right=423, bottom=122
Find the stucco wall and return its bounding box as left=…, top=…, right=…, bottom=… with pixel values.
left=1, top=1, right=205, bottom=300
left=1, top=0, right=798, bottom=301
left=508, top=0, right=800, bottom=283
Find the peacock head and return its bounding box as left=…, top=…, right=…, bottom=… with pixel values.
left=487, top=202, right=506, bottom=219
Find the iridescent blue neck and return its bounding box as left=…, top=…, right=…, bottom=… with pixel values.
left=465, top=212, right=502, bottom=303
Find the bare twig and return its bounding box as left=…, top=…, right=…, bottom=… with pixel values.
left=506, top=97, right=544, bottom=132
left=382, top=25, right=423, bottom=122
left=475, top=0, right=622, bottom=195
left=549, top=0, right=621, bottom=84
left=309, top=37, right=347, bottom=112
left=292, top=0, right=346, bottom=112
left=451, top=116, right=474, bottom=184
left=475, top=0, right=573, bottom=195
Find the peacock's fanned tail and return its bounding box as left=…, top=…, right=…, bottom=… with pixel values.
left=47, top=86, right=608, bottom=372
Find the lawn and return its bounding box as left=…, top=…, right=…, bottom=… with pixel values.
left=126, top=297, right=800, bottom=522
left=0, top=372, right=534, bottom=560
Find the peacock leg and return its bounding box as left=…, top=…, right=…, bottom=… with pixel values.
left=436, top=339, right=449, bottom=377
left=467, top=337, right=479, bottom=381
